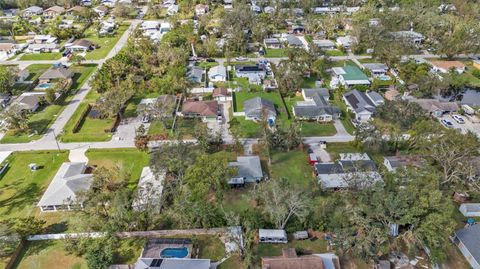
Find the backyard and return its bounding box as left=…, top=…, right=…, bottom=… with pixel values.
left=264, top=48, right=287, bottom=58
left=83, top=23, right=130, bottom=60
left=271, top=150, right=317, bottom=189
left=0, top=151, right=68, bottom=221
left=1, top=64, right=97, bottom=144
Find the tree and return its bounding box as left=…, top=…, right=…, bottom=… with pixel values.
left=45, top=88, right=56, bottom=105
left=1, top=105, right=30, bottom=133
left=254, top=179, right=310, bottom=229
left=0, top=66, right=18, bottom=95
left=85, top=235, right=116, bottom=269
left=69, top=54, right=85, bottom=65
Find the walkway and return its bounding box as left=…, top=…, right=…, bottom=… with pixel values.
left=69, top=149, right=88, bottom=163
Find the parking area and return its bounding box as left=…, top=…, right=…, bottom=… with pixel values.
left=439, top=114, right=480, bottom=138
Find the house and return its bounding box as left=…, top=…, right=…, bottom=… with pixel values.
left=235, top=65, right=267, bottom=83
left=390, top=30, right=424, bottom=44
left=264, top=38, right=282, bottom=49
left=132, top=167, right=165, bottom=211
left=27, top=43, right=59, bottom=53
left=14, top=92, right=43, bottom=112
left=136, top=95, right=176, bottom=116
left=292, top=88, right=341, bottom=122
left=44, top=6, right=65, bottom=18
left=261, top=248, right=341, bottom=269
left=384, top=89, right=400, bottom=101
left=39, top=65, right=74, bottom=83
left=195, top=4, right=208, bottom=16
left=93, top=5, right=109, bottom=17
left=228, top=155, right=263, bottom=185
left=0, top=43, right=17, bottom=55
left=430, top=60, right=466, bottom=74
left=343, top=90, right=383, bottom=122
left=212, top=87, right=231, bottom=101
left=59, top=20, right=74, bottom=29
left=331, top=65, right=370, bottom=88
left=459, top=204, right=480, bottom=217
left=410, top=99, right=458, bottom=117
left=336, top=36, right=356, bottom=49
left=208, top=65, right=227, bottom=82
left=99, top=20, right=116, bottom=35
left=452, top=224, right=480, bottom=269
left=314, top=153, right=382, bottom=189
left=244, top=97, right=276, bottom=122
left=65, top=39, right=93, bottom=52
left=383, top=155, right=424, bottom=172
left=37, top=162, right=93, bottom=212
left=363, top=63, right=389, bottom=77
left=282, top=34, right=303, bottom=48
left=473, top=60, right=480, bottom=70
left=22, top=6, right=43, bottom=17
left=180, top=100, right=218, bottom=121
left=32, top=35, right=57, bottom=44
left=313, top=39, right=336, bottom=50
left=66, top=6, right=87, bottom=15
left=80, top=0, right=92, bottom=6
left=259, top=229, right=288, bottom=244
left=134, top=239, right=211, bottom=269
left=167, top=4, right=179, bottom=15
left=264, top=6, right=275, bottom=14
left=1, top=9, right=19, bottom=18
left=187, top=66, right=204, bottom=84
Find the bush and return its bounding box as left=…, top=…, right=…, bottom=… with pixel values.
left=472, top=69, right=480, bottom=79
left=72, top=104, right=92, bottom=133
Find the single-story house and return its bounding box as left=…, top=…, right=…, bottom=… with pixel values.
left=314, top=153, right=382, bottom=189
left=136, top=95, right=176, bottom=116
left=65, top=39, right=94, bottom=52
left=336, top=36, right=356, bottom=49
left=244, top=97, right=276, bottom=122
left=44, top=6, right=65, bottom=18
left=132, top=167, right=165, bottom=211
left=22, top=6, right=43, bottom=17
left=27, top=43, right=59, bottom=53
left=259, top=229, right=288, bottom=244
left=187, top=66, right=204, bottom=84
left=264, top=38, right=282, bottom=49
left=343, top=90, right=384, bottom=122
left=283, top=34, right=303, bottom=48
left=459, top=204, right=480, bottom=217
left=331, top=65, right=370, bottom=88
left=180, top=100, right=218, bottom=121
left=212, top=87, right=231, bottom=101
left=37, top=162, right=93, bottom=212
left=410, top=99, right=458, bottom=117
left=261, top=248, right=341, bottom=269
left=228, top=155, right=263, bottom=185
left=390, top=30, right=424, bottom=44
left=208, top=65, right=227, bottom=82
left=363, top=63, right=389, bottom=76
left=93, top=5, right=109, bottom=17
left=15, top=92, right=43, bottom=112
left=383, top=155, right=424, bottom=172
left=384, top=89, right=400, bottom=101
left=430, top=60, right=466, bottom=74
left=141, top=20, right=160, bottom=31
left=0, top=43, right=17, bottom=54
left=292, top=88, right=340, bottom=122
left=235, top=65, right=267, bottom=85
left=167, top=4, right=179, bottom=15
left=313, top=39, right=336, bottom=50
left=99, top=20, right=116, bottom=35
left=452, top=224, right=480, bottom=269
left=66, top=6, right=87, bottom=16
left=39, top=64, right=74, bottom=83
left=32, top=35, right=57, bottom=44
left=195, top=4, right=209, bottom=15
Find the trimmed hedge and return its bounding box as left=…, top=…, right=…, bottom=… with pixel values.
left=72, top=104, right=92, bottom=133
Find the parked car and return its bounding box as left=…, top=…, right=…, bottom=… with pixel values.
left=206, top=58, right=216, bottom=62
left=452, top=115, right=465, bottom=124
left=142, top=115, right=150, bottom=123
left=62, top=49, right=72, bottom=57
left=441, top=119, right=453, bottom=128
left=235, top=56, right=247, bottom=61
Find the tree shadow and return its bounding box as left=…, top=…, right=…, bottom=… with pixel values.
left=44, top=221, right=69, bottom=234
left=0, top=182, right=40, bottom=216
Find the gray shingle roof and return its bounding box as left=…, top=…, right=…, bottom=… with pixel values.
left=229, top=155, right=263, bottom=179
left=39, top=66, right=73, bottom=80
left=294, top=88, right=340, bottom=119
left=455, top=224, right=480, bottom=265
left=244, top=97, right=276, bottom=119
left=37, top=162, right=93, bottom=207
left=343, top=90, right=376, bottom=113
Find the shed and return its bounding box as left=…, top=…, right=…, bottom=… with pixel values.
left=460, top=203, right=480, bottom=217
left=293, top=231, right=309, bottom=240
left=259, top=229, right=288, bottom=244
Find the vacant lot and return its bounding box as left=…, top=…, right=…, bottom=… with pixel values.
left=0, top=151, right=68, bottom=221
left=271, top=150, right=317, bottom=188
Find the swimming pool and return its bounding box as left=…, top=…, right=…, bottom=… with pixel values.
left=37, top=83, right=52, bottom=89
left=160, top=247, right=189, bottom=258
left=377, top=75, right=391, bottom=81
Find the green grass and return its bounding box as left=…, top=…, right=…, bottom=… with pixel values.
left=300, top=77, right=318, bottom=88
left=299, top=122, right=337, bottom=136
left=83, top=24, right=130, bottom=60
left=325, top=142, right=361, bottom=160
left=69, top=64, right=97, bottom=90
left=271, top=150, right=316, bottom=189
left=232, top=116, right=262, bottom=138
left=85, top=148, right=149, bottom=187
left=148, top=118, right=203, bottom=139
left=222, top=186, right=255, bottom=214
left=218, top=254, right=244, bottom=269
left=0, top=151, right=68, bottom=221
left=194, top=235, right=226, bottom=261
left=25, top=64, right=51, bottom=81
left=196, top=61, right=219, bottom=69
left=20, top=52, right=62, bottom=61
left=264, top=48, right=287, bottom=57
left=233, top=91, right=286, bottom=114
left=325, top=50, right=347, bottom=57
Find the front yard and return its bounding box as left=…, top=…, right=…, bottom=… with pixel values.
left=19, top=52, right=63, bottom=61
left=299, top=122, right=336, bottom=136
left=83, top=23, right=130, bottom=60
left=0, top=151, right=68, bottom=221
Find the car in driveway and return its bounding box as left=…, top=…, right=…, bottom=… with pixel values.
left=441, top=119, right=453, bottom=128
left=452, top=115, right=465, bottom=124
left=235, top=56, right=248, bottom=61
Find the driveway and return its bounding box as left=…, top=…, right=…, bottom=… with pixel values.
left=440, top=114, right=480, bottom=138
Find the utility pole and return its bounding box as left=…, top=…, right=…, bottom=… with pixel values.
left=52, top=130, right=61, bottom=151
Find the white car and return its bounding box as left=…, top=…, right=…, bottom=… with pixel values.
left=452, top=115, right=465, bottom=124
left=235, top=56, right=247, bottom=61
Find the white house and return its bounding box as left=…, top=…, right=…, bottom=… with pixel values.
left=336, top=36, right=356, bottom=49
left=22, top=6, right=43, bottom=17
left=459, top=204, right=480, bottom=217
left=430, top=60, right=466, bottom=74
left=208, top=65, right=227, bottom=82
left=37, top=162, right=93, bottom=212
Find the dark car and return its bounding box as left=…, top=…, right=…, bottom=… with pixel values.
left=62, top=49, right=72, bottom=57
left=206, top=58, right=216, bottom=62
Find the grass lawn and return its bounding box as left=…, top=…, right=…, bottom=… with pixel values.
left=325, top=142, right=361, bottom=160
left=196, top=61, right=219, bottom=69
left=222, top=186, right=255, bottom=214
left=194, top=235, right=226, bottom=261
left=0, top=151, right=68, bottom=221
left=19, top=52, right=62, bottom=61
left=26, top=64, right=51, bottom=81
left=232, top=116, right=261, bottom=138
left=84, top=24, right=129, bottom=60
left=218, top=254, right=244, bottom=269
left=148, top=118, right=203, bottom=139
left=325, top=50, right=346, bottom=57
left=85, top=148, right=149, bottom=187
left=271, top=150, right=316, bottom=189
left=264, top=48, right=287, bottom=57
left=69, top=64, right=97, bottom=90
left=299, top=122, right=336, bottom=137
left=300, top=77, right=319, bottom=88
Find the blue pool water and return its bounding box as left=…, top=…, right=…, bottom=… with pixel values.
left=37, top=83, right=52, bottom=89
left=160, top=247, right=188, bottom=258
left=378, top=75, right=391, bottom=81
